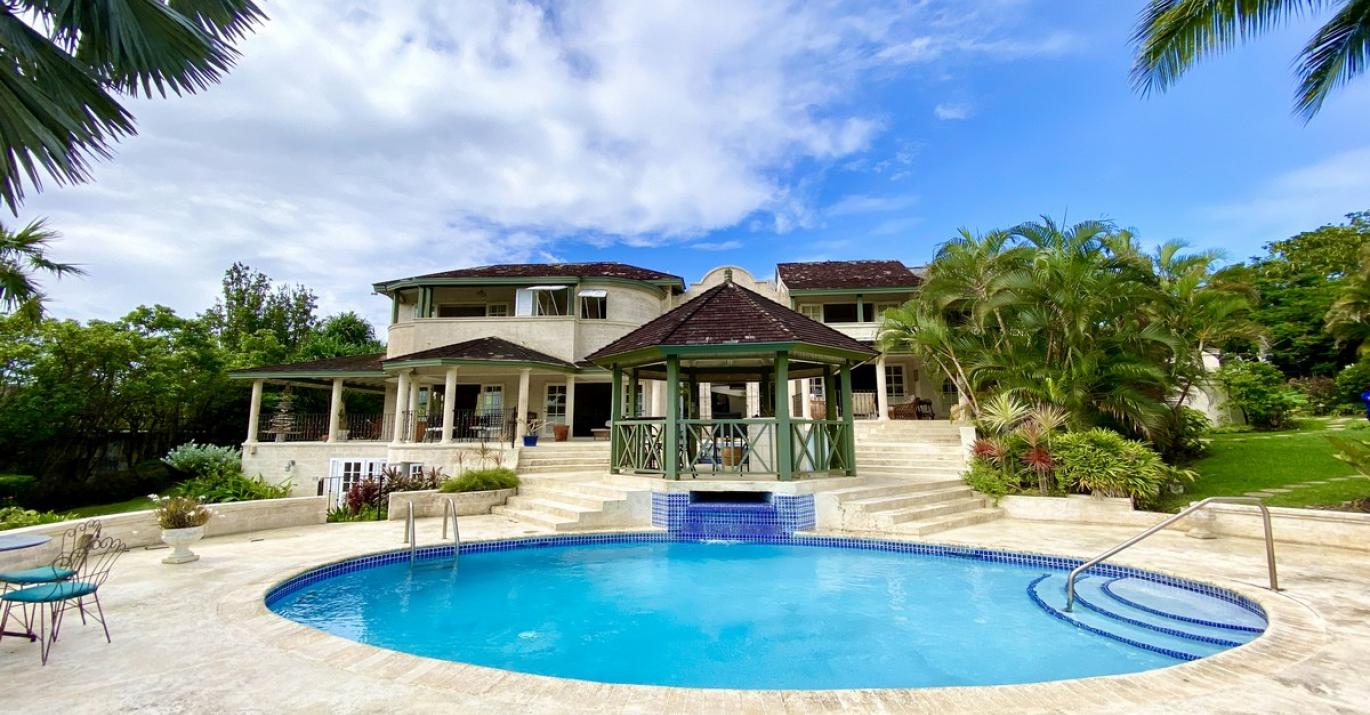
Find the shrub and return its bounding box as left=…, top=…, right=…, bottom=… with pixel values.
left=1052, top=428, right=1173, bottom=506
left=1217, top=361, right=1301, bottom=429
left=1288, top=376, right=1340, bottom=415
left=1335, top=362, right=1370, bottom=409
left=345, top=477, right=385, bottom=515
left=0, top=506, right=71, bottom=531
left=327, top=503, right=383, bottom=523
left=1160, top=407, right=1211, bottom=463
left=439, top=468, right=519, bottom=493
left=173, top=465, right=291, bottom=503
left=163, top=442, right=242, bottom=478
left=150, top=494, right=211, bottom=529
left=963, top=460, right=1018, bottom=504
left=0, top=474, right=36, bottom=505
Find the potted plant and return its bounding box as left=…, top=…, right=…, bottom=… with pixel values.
left=521, top=418, right=543, bottom=447
left=553, top=423, right=570, bottom=442
left=151, top=494, right=212, bottom=564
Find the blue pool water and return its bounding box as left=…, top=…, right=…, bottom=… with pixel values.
left=268, top=538, right=1264, bottom=689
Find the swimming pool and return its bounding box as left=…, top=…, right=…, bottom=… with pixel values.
left=266, top=534, right=1266, bottom=690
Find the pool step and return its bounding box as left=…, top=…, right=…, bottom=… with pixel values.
left=1027, top=574, right=1264, bottom=662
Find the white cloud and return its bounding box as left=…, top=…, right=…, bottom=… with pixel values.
left=1199, top=146, right=1370, bottom=251
left=19, top=0, right=1068, bottom=327
left=934, top=103, right=971, bottom=120
left=825, top=193, right=919, bottom=217
left=691, top=240, right=742, bottom=251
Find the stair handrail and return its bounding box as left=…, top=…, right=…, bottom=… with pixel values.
left=1064, top=496, right=1278, bottom=612
left=441, top=497, right=460, bottom=565
left=403, top=501, right=417, bottom=563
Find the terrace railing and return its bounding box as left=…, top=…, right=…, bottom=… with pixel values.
left=258, top=413, right=394, bottom=442
left=399, top=408, right=520, bottom=445
left=613, top=416, right=852, bottom=479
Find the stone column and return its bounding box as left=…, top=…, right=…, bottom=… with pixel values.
left=327, top=378, right=344, bottom=442
left=564, top=374, right=577, bottom=437
left=246, top=379, right=264, bottom=443
left=407, top=378, right=421, bottom=442
left=515, top=368, right=532, bottom=440
left=392, top=370, right=410, bottom=443
left=441, top=366, right=458, bottom=444
left=875, top=355, right=890, bottom=421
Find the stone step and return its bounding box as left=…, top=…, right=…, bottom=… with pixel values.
left=842, top=487, right=976, bottom=513
left=823, top=480, right=964, bottom=501
left=490, top=505, right=576, bottom=530
left=855, top=456, right=966, bottom=467
left=518, top=481, right=630, bottom=504
left=876, top=497, right=987, bottom=526
left=519, top=457, right=611, bottom=467
left=502, top=496, right=600, bottom=520
left=519, top=463, right=611, bottom=474
left=889, top=508, right=1002, bottom=536
left=857, top=466, right=966, bottom=479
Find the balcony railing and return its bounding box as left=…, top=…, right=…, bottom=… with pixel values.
left=256, top=409, right=522, bottom=444
left=612, top=417, right=852, bottom=478
left=399, top=408, right=521, bottom=445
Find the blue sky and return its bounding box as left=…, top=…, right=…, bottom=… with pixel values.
left=22, top=1, right=1370, bottom=327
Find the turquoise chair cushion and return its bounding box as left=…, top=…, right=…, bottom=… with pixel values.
left=0, top=565, right=76, bottom=584
left=1, top=580, right=97, bottom=604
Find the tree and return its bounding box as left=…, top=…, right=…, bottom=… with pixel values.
left=1219, top=211, right=1370, bottom=376
left=293, top=311, right=384, bottom=362
left=0, top=0, right=265, bottom=212
left=1132, top=0, right=1370, bottom=120
left=204, top=262, right=318, bottom=359
left=0, top=219, right=84, bottom=320
left=1325, top=244, right=1370, bottom=358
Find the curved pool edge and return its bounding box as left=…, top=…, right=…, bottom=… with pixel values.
left=220, top=529, right=1331, bottom=713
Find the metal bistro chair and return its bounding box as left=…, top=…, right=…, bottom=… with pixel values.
left=0, top=520, right=103, bottom=597
left=0, top=534, right=126, bottom=665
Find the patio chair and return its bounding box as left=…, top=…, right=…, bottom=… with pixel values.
left=0, top=520, right=102, bottom=596
left=0, top=534, right=126, bottom=665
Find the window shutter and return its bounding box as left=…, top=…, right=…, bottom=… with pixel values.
left=515, top=289, right=534, bottom=316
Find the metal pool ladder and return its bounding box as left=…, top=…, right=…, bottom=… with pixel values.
left=403, top=501, right=417, bottom=563
left=442, top=497, right=461, bottom=567
left=1064, top=496, right=1279, bottom=612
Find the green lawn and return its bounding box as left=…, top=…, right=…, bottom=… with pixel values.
left=64, top=495, right=156, bottom=518
left=1157, top=418, right=1370, bottom=512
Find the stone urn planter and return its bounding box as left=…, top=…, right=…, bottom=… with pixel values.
left=160, top=526, right=205, bottom=564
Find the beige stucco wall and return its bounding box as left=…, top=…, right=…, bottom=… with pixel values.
left=684, top=266, right=782, bottom=303
left=242, top=441, right=389, bottom=497
left=385, top=488, right=516, bottom=520
left=0, top=496, right=328, bottom=571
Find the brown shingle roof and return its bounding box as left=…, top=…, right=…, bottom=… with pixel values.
left=586, top=281, right=876, bottom=362
left=384, top=337, right=574, bottom=368
left=231, top=352, right=386, bottom=375
left=379, top=262, right=684, bottom=290
left=776, top=260, right=920, bottom=290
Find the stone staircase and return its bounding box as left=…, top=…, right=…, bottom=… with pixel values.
left=827, top=420, right=1000, bottom=536
left=516, top=441, right=611, bottom=474
left=818, top=478, right=1001, bottom=536
left=497, top=441, right=645, bottom=530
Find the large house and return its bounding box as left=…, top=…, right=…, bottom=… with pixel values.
left=231, top=260, right=960, bottom=496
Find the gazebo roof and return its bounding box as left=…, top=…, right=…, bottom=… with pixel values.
left=586, top=275, right=877, bottom=366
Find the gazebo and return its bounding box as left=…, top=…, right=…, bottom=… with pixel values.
left=586, top=270, right=877, bottom=481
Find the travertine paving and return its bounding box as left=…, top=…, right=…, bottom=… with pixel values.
left=0, top=514, right=1365, bottom=714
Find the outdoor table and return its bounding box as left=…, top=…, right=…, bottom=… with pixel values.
left=0, top=533, right=52, bottom=642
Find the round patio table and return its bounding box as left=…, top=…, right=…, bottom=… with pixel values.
left=0, top=533, right=52, bottom=641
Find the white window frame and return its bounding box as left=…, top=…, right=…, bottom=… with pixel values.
left=327, top=458, right=387, bottom=506
left=478, top=384, right=504, bottom=414
left=799, top=304, right=822, bottom=322
left=884, top=365, right=905, bottom=400
left=544, top=383, right=567, bottom=425
left=486, top=303, right=510, bottom=317
left=579, top=290, right=607, bottom=320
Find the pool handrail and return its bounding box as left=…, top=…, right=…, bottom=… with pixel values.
left=441, top=497, right=460, bottom=566
left=403, top=502, right=416, bottom=563
left=1064, top=496, right=1278, bottom=612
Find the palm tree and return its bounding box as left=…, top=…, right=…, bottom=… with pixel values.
left=1326, top=245, right=1370, bottom=357
left=0, top=219, right=84, bottom=320
left=0, top=1, right=265, bottom=212
left=1132, top=0, right=1370, bottom=120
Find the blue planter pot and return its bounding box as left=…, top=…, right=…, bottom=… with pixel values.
left=522, top=435, right=539, bottom=447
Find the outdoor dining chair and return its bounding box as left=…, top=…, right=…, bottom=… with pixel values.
left=0, top=534, right=126, bottom=665
left=0, top=520, right=102, bottom=596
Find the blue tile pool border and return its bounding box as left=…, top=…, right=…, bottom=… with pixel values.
left=263, top=530, right=1271, bottom=628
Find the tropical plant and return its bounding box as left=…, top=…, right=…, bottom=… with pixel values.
left=1051, top=428, right=1180, bottom=506
left=1327, top=435, right=1370, bottom=476
left=0, top=0, right=266, bottom=211
left=173, top=465, right=289, bottom=503
left=150, top=494, right=211, bottom=529
left=0, top=505, right=71, bottom=531
left=1131, top=0, right=1370, bottom=120
left=0, top=220, right=84, bottom=320
left=1216, top=360, right=1302, bottom=429
left=163, top=442, right=242, bottom=479
left=1334, top=361, right=1370, bottom=408
left=1325, top=244, right=1370, bottom=358
left=439, top=468, right=519, bottom=493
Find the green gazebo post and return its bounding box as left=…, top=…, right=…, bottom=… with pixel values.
left=664, top=355, right=681, bottom=480
left=609, top=364, right=623, bottom=474
left=774, top=351, right=793, bottom=481
left=839, top=362, right=856, bottom=476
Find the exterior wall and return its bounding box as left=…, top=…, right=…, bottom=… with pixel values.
left=243, top=441, right=389, bottom=496
left=387, top=282, right=667, bottom=363
left=385, top=488, right=516, bottom=519
left=0, top=497, right=328, bottom=571
left=683, top=266, right=782, bottom=303
left=786, top=291, right=915, bottom=343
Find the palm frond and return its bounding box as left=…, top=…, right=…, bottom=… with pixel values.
left=1294, top=0, right=1370, bottom=119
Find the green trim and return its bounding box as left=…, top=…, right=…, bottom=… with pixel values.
left=609, top=366, right=623, bottom=475
left=786, top=286, right=915, bottom=297
left=230, top=370, right=386, bottom=379
left=664, top=356, right=680, bottom=480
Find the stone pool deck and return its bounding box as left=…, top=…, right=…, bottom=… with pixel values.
left=0, top=514, right=1365, bottom=714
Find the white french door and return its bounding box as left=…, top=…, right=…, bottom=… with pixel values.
left=328, top=458, right=388, bottom=505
